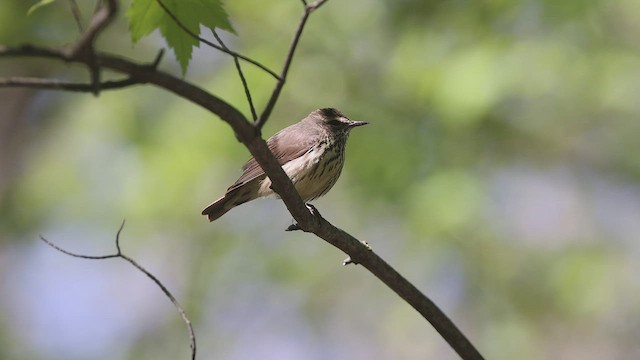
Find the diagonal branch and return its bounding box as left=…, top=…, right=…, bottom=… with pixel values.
left=288, top=207, right=484, bottom=359
left=0, top=39, right=484, bottom=360
left=0, top=1, right=484, bottom=357
left=40, top=220, right=197, bottom=360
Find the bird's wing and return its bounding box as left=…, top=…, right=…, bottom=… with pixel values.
left=226, top=124, right=318, bottom=193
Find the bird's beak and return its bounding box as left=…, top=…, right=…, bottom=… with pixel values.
left=348, top=120, right=369, bottom=128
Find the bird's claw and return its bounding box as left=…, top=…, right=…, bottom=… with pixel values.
left=285, top=203, right=322, bottom=232
left=305, top=203, right=319, bottom=215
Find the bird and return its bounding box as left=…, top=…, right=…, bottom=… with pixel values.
left=202, top=108, right=368, bottom=222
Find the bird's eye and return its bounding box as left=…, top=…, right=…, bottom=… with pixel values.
left=328, top=119, right=342, bottom=126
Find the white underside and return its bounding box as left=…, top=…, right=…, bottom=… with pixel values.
left=257, top=143, right=343, bottom=201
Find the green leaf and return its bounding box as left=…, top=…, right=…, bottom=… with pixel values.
left=190, top=0, right=235, bottom=34
left=27, top=0, right=56, bottom=15
left=127, top=0, right=235, bottom=74
left=127, top=0, right=165, bottom=42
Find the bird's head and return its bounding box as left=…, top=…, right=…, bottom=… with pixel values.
left=311, top=108, right=369, bottom=134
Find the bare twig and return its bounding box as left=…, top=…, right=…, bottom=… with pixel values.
left=40, top=220, right=197, bottom=360
left=0, top=46, right=164, bottom=92
left=67, top=0, right=85, bottom=33
left=62, top=0, right=117, bottom=95
left=154, top=0, right=279, bottom=80
left=0, top=76, right=139, bottom=91
left=307, top=0, right=330, bottom=11
left=0, top=47, right=165, bottom=92
left=65, top=0, right=116, bottom=58
left=212, top=30, right=257, bottom=121
left=255, top=0, right=330, bottom=130
left=151, top=48, right=166, bottom=68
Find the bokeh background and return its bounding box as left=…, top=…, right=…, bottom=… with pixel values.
left=2, top=0, right=640, bottom=359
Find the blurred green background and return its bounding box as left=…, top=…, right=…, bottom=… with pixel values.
left=2, top=0, right=640, bottom=359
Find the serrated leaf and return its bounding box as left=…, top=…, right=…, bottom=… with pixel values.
left=158, top=0, right=201, bottom=74
left=190, top=0, right=235, bottom=34
left=127, top=0, right=165, bottom=42
left=28, top=0, right=56, bottom=15
left=127, top=0, right=235, bottom=74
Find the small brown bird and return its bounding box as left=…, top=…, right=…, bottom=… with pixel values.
left=202, top=108, right=368, bottom=221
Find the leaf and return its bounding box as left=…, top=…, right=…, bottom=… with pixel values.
left=27, top=0, right=56, bottom=15
left=127, top=0, right=235, bottom=74
left=127, top=0, right=165, bottom=42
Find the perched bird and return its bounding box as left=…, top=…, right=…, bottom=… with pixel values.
left=202, top=108, right=368, bottom=221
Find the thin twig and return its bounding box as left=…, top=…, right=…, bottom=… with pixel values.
left=93, top=0, right=103, bottom=15
left=212, top=30, right=257, bottom=121
left=0, top=76, right=140, bottom=91
left=65, top=0, right=116, bottom=58
left=255, top=0, right=330, bottom=130
left=151, top=49, right=166, bottom=68
left=113, top=218, right=125, bottom=253
left=40, top=235, right=119, bottom=259
left=154, top=0, right=279, bottom=80
left=62, top=0, right=117, bottom=95
left=67, top=0, right=84, bottom=33
left=307, top=0, right=330, bottom=11
left=40, top=220, right=197, bottom=360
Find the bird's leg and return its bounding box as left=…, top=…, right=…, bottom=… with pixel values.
left=285, top=203, right=322, bottom=232
left=284, top=203, right=372, bottom=266
left=304, top=203, right=320, bottom=216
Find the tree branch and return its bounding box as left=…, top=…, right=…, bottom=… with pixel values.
left=0, top=76, right=139, bottom=92
left=0, top=1, right=485, bottom=358
left=40, top=221, right=197, bottom=360
left=0, top=41, right=483, bottom=360
left=59, top=0, right=117, bottom=95
left=65, top=0, right=116, bottom=58
left=288, top=205, right=483, bottom=359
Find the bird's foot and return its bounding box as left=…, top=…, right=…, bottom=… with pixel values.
left=305, top=203, right=320, bottom=216
left=285, top=203, right=322, bottom=232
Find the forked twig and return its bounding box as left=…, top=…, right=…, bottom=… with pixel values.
left=255, top=0, right=330, bottom=130
left=40, top=220, right=197, bottom=360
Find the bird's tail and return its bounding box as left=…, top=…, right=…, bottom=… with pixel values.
left=201, top=184, right=257, bottom=222
left=201, top=194, right=234, bottom=222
